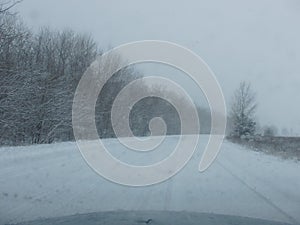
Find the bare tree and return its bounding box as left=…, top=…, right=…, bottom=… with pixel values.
left=0, top=0, right=22, bottom=13
left=230, top=81, right=257, bottom=137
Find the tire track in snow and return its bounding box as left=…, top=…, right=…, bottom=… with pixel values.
left=163, top=178, right=173, bottom=210
left=216, top=160, right=299, bottom=225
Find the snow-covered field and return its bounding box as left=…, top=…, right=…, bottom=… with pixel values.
left=0, top=135, right=299, bottom=225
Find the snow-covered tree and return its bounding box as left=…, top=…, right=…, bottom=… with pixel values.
left=230, top=81, right=257, bottom=138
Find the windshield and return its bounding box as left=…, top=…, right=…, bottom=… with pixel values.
left=0, top=1, right=299, bottom=225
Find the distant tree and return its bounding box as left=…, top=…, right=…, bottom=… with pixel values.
left=230, top=81, right=257, bottom=138
left=281, top=128, right=289, bottom=137
left=263, top=125, right=278, bottom=137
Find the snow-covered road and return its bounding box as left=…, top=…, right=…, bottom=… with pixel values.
left=0, top=136, right=299, bottom=225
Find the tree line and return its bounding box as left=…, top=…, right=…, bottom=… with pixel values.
left=0, top=10, right=99, bottom=144
left=0, top=6, right=212, bottom=146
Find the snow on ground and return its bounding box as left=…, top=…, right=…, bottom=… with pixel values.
left=0, top=135, right=299, bottom=225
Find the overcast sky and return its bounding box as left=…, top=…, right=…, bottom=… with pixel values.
left=15, top=0, right=300, bottom=134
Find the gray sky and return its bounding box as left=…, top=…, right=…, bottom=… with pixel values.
left=15, top=0, right=300, bottom=134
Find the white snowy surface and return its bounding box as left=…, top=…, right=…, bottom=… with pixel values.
left=0, top=135, right=299, bottom=225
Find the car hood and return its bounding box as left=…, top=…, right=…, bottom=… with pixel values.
left=11, top=211, right=294, bottom=225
